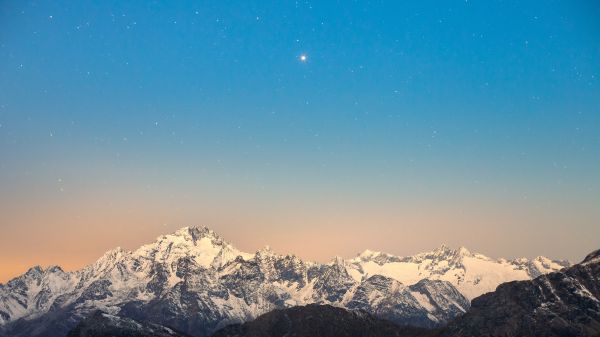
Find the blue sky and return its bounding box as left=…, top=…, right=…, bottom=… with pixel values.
left=0, top=0, right=599, bottom=280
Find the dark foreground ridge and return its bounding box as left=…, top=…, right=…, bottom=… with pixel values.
left=211, top=304, right=436, bottom=337
left=67, top=310, right=190, bottom=337
left=439, top=248, right=600, bottom=337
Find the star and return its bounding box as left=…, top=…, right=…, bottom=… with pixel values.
left=299, top=54, right=307, bottom=62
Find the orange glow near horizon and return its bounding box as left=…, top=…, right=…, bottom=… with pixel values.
left=1, top=187, right=598, bottom=283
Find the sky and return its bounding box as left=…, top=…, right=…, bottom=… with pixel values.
left=1, top=0, right=599, bottom=283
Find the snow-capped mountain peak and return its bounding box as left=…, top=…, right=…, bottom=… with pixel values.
left=256, top=245, right=275, bottom=256
left=330, top=255, right=347, bottom=266
left=173, top=225, right=220, bottom=241
left=132, top=225, right=248, bottom=269
left=357, top=249, right=380, bottom=258
left=456, top=246, right=472, bottom=256
left=433, top=243, right=453, bottom=254
left=94, top=247, right=128, bottom=267
left=415, top=244, right=473, bottom=261
left=352, top=250, right=400, bottom=266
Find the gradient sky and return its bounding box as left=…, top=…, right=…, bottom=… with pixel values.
left=1, top=0, right=600, bottom=283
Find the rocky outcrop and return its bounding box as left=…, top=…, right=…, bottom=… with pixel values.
left=440, top=249, right=600, bottom=337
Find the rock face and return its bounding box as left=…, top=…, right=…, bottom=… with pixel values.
left=211, top=304, right=435, bottom=337
left=344, top=276, right=469, bottom=328
left=0, top=226, right=567, bottom=337
left=67, top=311, right=189, bottom=337
left=439, top=249, right=600, bottom=337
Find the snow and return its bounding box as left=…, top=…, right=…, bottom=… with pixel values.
left=354, top=260, right=422, bottom=285
left=358, top=249, right=380, bottom=259
left=426, top=313, right=439, bottom=322
left=572, top=281, right=598, bottom=301
left=133, top=226, right=251, bottom=269
left=451, top=255, right=531, bottom=300
left=583, top=256, right=600, bottom=265
left=0, top=265, right=78, bottom=324
left=411, top=291, right=435, bottom=311
left=540, top=276, right=562, bottom=302
left=346, top=267, right=364, bottom=282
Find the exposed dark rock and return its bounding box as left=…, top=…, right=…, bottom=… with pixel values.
left=67, top=310, right=190, bottom=337
left=211, top=304, right=436, bottom=337
left=439, top=251, right=600, bottom=337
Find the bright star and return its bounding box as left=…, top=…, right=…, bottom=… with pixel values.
left=299, top=54, right=307, bottom=62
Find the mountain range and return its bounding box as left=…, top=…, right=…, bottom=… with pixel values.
left=210, top=246, right=600, bottom=337
left=67, top=248, right=600, bottom=337
left=69, top=246, right=600, bottom=337
left=0, top=226, right=570, bottom=337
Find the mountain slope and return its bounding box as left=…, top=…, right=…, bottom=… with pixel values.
left=210, top=304, right=435, bottom=337
left=439, top=249, right=600, bottom=337
left=0, top=226, right=568, bottom=337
